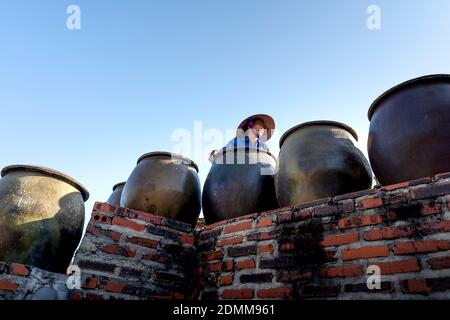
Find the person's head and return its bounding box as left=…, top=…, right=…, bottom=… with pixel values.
left=246, top=118, right=266, bottom=138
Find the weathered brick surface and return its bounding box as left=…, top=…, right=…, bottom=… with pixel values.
left=193, top=172, right=450, bottom=300
left=71, top=202, right=197, bottom=300
left=2, top=172, right=450, bottom=300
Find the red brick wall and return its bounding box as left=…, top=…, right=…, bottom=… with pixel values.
left=70, top=203, right=197, bottom=300
left=194, top=172, right=450, bottom=300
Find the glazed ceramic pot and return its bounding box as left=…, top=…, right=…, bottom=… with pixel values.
left=106, top=182, right=126, bottom=207
left=275, top=121, right=373, bottom=206
left=368, top=74, right=450, bottom=185
left=120, top=152, right=201, bottom=226
left=202, top=147, right=278, bottom=224
left=0, top=165, right=89, bottom=273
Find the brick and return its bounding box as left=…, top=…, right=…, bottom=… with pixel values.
left=119, top=267, right=143, bottom=279
left=142, top=253, right=170, bottom=264
left=102, top=245, right=136, bottom=257
left=279, top=240, right=295, bottom=252
left=154, top=271, right=185, bottom=284
left=9, top=263, right=30, bottom=276
left=417, top=220, right=450, bottom=235
left=363, top=225, right=413, bottom=241
left=223, top=220, right=253, bottom=234
left=82, top=277, right=98, bottom=290
left=299, top=285, right=340, bottom=298
left=420, top=203, right=442, bottom=216
left=112, top=217, right=145, bottom=232
left=222, top=260, right=234, bottom=271
left=109, top=230, right=122, bottom=242
left=201, top=251, right=225, bottom=262
left=313, top=205, right=340, bottom=217
left=256, top=217, right=274, bottom=228
left=338, top=214, right=382, bottom=229
left=344, top=281, right=394, bottom=293
left=384, top=193, right=408, bottom=205
left=146, top=225, right=180, bottom=241
left=319, top=264, right=364, bottom=278
left=127, top=209, right=162, bottom=225
left=230, top=212, right=258, bottom=222
left=161, top=217, right=192, bottom=233
left=222, top=289, right=254, bottom=300
left=180, top=234, right=195, bottom=245
left=372, top=259, right=420, bottom=274
left=428, top=256, right=450, bottom=270
left=342, top=245, right=389, bottom=261
left=69, top=292, right=82, bottom=300
left=320, top=232, right=359, bottom=247
left=426, top=277, right=450, bottom=292
left=277, top=212, right=292, bottom=223
left=207, top=262, right=222, bottom=273
left=260, top=258, right=292, bottom=269
left=227, top=245, right=256, bottom=257
left=236, top=258, right=255, bottom=270
left=394, top=240, right=450, bottom=255
left=401, top=279, right=431, bottom=294
left=257, top=287, right=292, bottom=299
left=86, top=293, right=104, bottom=301
left=292, top=209, right=312, bottom=221
left=219, top=274, right=233, bottom=286
left=382, top=182, right=409, bottom=191
left=128, top=237, right=158, bottom=249
left=247, top=230, right=279, bottom=241
left=0, top=280, right=19, bottom=292
left=216, top=236, right=243, bottom=247
left=259, top=244, right=274, bottom=254
left=277, top=271, right=312, bottom=282
left=78, top=260, right=115, bottom=273
left=241, top=273, right=273, bottom=283
left=339, top=199, right=355, bottom=213
left=357, top=196, right=383, bottom=209
left=200, top=229, right=222, bottom=241
left=92, top=214, right=111, bottom=224
left=94, top=202, right=117, bottom=213
left=105, top=282, right=125, bottom=293
left=411, top=182, right=450, bottom=199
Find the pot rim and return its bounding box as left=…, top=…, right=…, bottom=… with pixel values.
left=212, top=146, right=277, bottom=163
left=279, top=120, right=358, bottom=147
left=368, top=74, right=450, bottom=120
left=112, top=181, right=126, bottom=191
left=1, top=165, right=90, bottom=201
left=137, top=151, right=199, bottom=173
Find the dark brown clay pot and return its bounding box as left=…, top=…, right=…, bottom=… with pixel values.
left=0, top=165, right=89, bottom=274
left=275, top=121, right=373, bottom=206
left=120, top=152, right=201, bottom=226
left=202, top=147, right=278, bottom=225
left=106, top=182, right=126, bottom=207
left=368, top=74, right=450, bottom=185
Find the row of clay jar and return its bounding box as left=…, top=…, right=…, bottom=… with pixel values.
left=108, top=74, right=450, bottom=226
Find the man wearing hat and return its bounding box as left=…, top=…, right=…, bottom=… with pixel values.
left=209, top=114, right=275, bottom=162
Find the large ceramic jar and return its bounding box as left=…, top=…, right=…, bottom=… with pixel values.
left=107, top=182, right=126, bottom=207
left=275, top=121, right=372, bottom=206
left=120, top=152, right=201, bottom=226
left=0, top=165, right=89, bottom=274
left=202, top=147, right=278, bottom=225
left=368, top=74, right=450, bottom=185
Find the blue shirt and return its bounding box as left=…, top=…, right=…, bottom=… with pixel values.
left=224, top=136, right=269, bottom=152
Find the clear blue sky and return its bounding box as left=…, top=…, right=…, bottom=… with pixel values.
left=1, top=1, right=450, bottom=221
